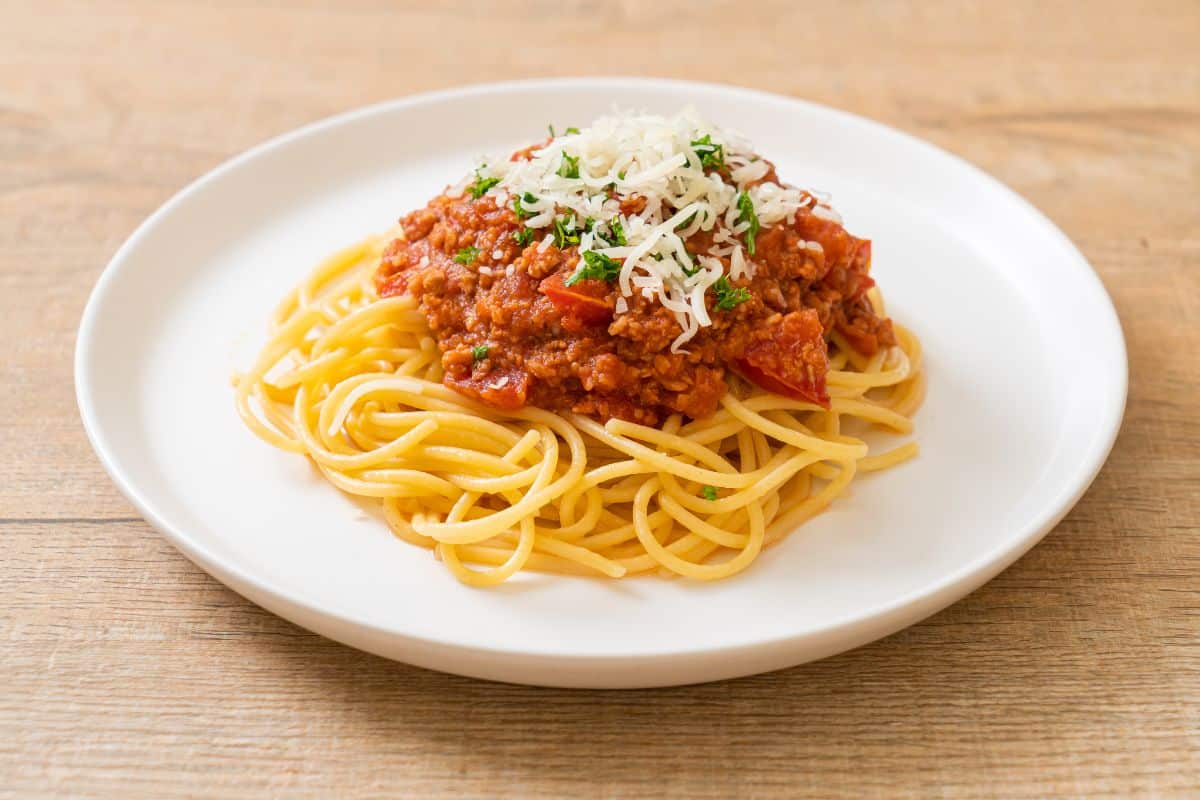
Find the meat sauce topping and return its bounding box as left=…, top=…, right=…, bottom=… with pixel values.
left=375, top=128, right=893, bottom=426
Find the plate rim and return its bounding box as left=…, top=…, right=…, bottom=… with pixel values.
left=74, top=76, right=1128, bottom=676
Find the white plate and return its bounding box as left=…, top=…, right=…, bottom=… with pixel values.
left=76, top=78, right=1126, bottom=688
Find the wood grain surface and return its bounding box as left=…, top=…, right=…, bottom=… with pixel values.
left=2, top=1, right=1198, bottom=797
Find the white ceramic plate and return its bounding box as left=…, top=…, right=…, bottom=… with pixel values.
left=76, top=79, right=1126, bottom=688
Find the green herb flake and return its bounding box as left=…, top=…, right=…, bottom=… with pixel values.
left=736, top=191, right=760, bottom=256
left=674, top=211, right=698, bottom=231
left=512, top=228, right=535, bottom=246
left=608, top=218, right=627, bottom=246
left=552, top=216, right=581, bottom=249
left=548, top=124, right=556, bottom=138
left=466, top=166, right=500, bottom=200
left=557, top=152, right=581, bottom=179
left=564, top=250, right=622, bottom=286
left=513, top=192, right=539, bottom=219
left=453, top=246, right=481, bottom=265
left=712, top=275, right=751, bottom=310
left=690, top=134, right=725, bottom=170
left=701, top=485, right=718, bottom=501
left=471, top=344, right=489, bottom=362
left=565, top=126, right=580, bottom=135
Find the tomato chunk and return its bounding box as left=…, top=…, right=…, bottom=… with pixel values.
left=846, top=240, right=875, bottom=300
left=447, top=367, right=529, bottom=411
left=539, top=271, right=613, bottom=326
left=795, top=213, right=856, bottom=269
left=377, top=271, right=409, bottom=298
left=850, top=271, right=876, bottom=302
left=735, top=309, right=830, bottom=408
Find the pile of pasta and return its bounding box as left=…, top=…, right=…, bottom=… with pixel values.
left=236, top=236, right=924, bottom=586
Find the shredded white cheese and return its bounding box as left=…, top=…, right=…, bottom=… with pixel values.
left=465, top=108, right=834, bottom=350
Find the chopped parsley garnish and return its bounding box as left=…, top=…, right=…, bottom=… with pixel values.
left=557, top=152, right=580, bottom=179
left=453, top=246, right=481, bottom=265
left=552, top=215, right=581, bottom=248
left=702, top=485, right=718, bottom=501
left=712, top=275, right=751, bottom=310
left=679, top=257, right=700, bottom=277
left=466, top=166, right=500, bottom=200
left=565, top=126, right=580, bottom=135
left=617, top=169, right=627, bottom=180
left=736, top=191, right=760, bottom=256
left=513, top=192, right=539, bottom=219
left=674, top=211, right=698, bottom=231
left=595, top=218, right=626, bottom=247
left=471, top=344, right=489, bottom=362
left=548, top=124, right=556, bottom=137
left=583, top=217, right=596, bottom=232
left=690, top=134, right=724, bottom=170
left=608, top=218, right=627, bottom=246
left=565, top=250, right=622, bottom=286
left=512, top=228, right=535, bottom=246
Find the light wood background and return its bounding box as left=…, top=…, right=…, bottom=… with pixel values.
left=3, top=1, right=1197, bottom=797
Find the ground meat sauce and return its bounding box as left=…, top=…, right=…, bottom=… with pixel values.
left=375, top=159, right=894, bottom=426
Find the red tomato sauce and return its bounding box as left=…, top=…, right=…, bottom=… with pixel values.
left=375, top=164, right=893, bottom=425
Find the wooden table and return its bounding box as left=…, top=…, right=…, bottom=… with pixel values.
left=3, top=1, right=1197, bottom=796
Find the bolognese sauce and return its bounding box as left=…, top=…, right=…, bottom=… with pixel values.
left=375, top=120, right=894, bottom=426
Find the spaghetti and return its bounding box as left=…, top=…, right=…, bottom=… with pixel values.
left=235, top=235, right=924, bottom=586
